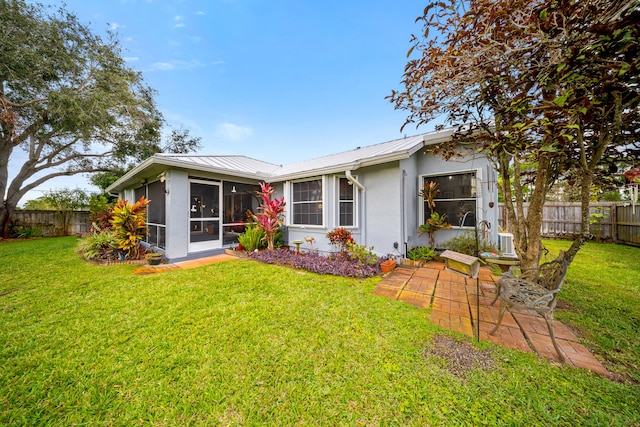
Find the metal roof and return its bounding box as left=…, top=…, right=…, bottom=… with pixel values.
left=106, top=129, right=456, bottom=192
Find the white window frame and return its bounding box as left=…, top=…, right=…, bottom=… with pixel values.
left=288, top=176, right=326, bottom=228
left=418, top=169, right=482, bottom=229
left=335, top=175, right=358, bottom=228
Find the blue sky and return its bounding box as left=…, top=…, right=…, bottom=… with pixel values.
left=17, top=0, right=434, bottom=203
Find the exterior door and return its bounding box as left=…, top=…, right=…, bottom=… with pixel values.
left=189, top=179, right=221, bottom=252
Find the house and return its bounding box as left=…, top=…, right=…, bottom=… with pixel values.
left=106, top=128, right=499, bottom=262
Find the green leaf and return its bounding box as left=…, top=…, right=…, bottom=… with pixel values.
left=540, top=8, right=547, bottom=20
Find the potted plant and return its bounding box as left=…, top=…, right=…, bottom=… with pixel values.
left=404, top=245, right=436, bottom=267
left=146, top=251, right=163, bottom=265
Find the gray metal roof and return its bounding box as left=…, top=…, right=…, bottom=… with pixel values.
left=106, top=129, right=456, bottom=192
left=154, top=153, right=281, bottom=178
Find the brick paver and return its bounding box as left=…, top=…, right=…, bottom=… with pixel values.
left=373, top=262, right=610, bottom=377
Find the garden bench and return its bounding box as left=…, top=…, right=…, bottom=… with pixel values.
left=490, top=251, right=568, bottom=361
left=440, top=250, right=480, bottom=278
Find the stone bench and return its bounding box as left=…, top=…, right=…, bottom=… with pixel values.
left=440, top=250, right=480, bottom=278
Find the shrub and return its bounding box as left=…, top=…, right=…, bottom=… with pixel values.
left=12, top=225, right=42, bottom=239
left=347, top=241, right=377, bottom=265
left=237, top=223, right=265, bottom=252
left=326, top=228, right=355, bottom=254
left=440, top=231, right=498, bottom=256
left=77, top=231, right=118, bottom=261
left=110, top=197, right=149, bottom=259
left=407, top=246, right=436, bottom=261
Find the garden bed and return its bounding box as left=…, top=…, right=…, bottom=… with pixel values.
left=249, top=248, right=381, bottom=278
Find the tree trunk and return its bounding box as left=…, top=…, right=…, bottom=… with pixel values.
left=0, top=202, right=14, bottom=238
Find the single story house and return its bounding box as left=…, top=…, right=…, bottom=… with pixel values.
left=106, top=128, right=499, bottom=262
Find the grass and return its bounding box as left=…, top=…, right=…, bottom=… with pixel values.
left=542, top=239, right=640, bottom=383
left=1, top=237, right=639, bottom=426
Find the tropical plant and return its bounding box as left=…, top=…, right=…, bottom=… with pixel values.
left=346, top=241, right=377, bottom=266
left=419, top=212, right=452, bottom=248
left=237, top=223, right=265, bottom=252
left=407, top=246, right=436, bottom=262
left=326, top=227, right=355, bottom=255
left=77, top=230, right=118, bottom=261
left=420, top=181, right=440, bottom=213
left=88, top=194, right=115, bottom=232
left=109, top=197, right=149, bottom=259
left=251, top=182, right=286, bottom=251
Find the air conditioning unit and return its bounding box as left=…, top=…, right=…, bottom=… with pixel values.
left=498, top=233, right=516, bottom=257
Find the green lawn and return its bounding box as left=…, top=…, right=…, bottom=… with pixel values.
left=1, top=237, right=639, bottom=426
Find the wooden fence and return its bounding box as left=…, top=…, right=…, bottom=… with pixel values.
left=499, top=202, right=640, bottom=247
left=12, top=210, right=91, bottom=237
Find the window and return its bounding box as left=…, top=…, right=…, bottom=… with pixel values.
left=338, top=177, right=355, bottom=227
left=423, top=172, right=477, bottom=227
left=292, top=179, right=323, bottom=226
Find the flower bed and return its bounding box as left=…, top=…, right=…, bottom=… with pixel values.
left=249, top=248, right=381, bottom=278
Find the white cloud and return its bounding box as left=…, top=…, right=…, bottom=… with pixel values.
left=149, top=60, right=201, bottom=71
left=215, top=123, right=253, bottom=141
left=124, top=56, right=139, bottom=63
left=174, top=23, right=185, bottom=28
left=109, top=22, right=120, bottom=31
left=196, top=11, right=205, bottom=15
left=150, top=62, right=174, bottom=71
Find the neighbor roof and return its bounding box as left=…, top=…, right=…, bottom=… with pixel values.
left=106, top=128, right=456, bottom=192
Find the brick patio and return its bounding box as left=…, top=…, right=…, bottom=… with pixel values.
left=372, top=261, right=610, bottom=377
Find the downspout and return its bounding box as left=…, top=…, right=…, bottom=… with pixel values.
left=345, top=169, right=366, bottom=246
left=402, top=170, right=407, bottom=258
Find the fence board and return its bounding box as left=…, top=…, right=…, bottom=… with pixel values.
left=12, top=210, right=90, bottom=237
left=499, top=202, right=640, bottom=246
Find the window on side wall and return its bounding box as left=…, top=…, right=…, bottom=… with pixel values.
left=291, top=179, right=323, bottom=226
left=422, top=172, right=477, bottom=227
left=338, top=177, right=355, bottom=227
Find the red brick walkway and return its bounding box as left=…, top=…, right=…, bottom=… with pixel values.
left=373, top=262, right=610, bottom=377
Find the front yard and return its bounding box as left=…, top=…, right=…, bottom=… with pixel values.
left=1, top=237, right=639, bottom=425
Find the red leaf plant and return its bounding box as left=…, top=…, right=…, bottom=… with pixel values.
left=251, top=182, right=286, bottom=251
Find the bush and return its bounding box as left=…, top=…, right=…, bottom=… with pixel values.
left=407, top=246, right=436, bottom=261
left=440, top=231, right=498, bottom=256
left=12, top=225, right=42, bottom=239
left=237, top=223, right=265, bottom=252
left=347, top=241, right=377, bottom=265
left=326, top=227, right=355, bottom=254
left=77, top=231, right=118, bottom=261
left=110, top=197, right=149, bottom=259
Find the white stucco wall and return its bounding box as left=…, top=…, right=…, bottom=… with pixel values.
left=164, top=169, right=190, bottom=260
left=401, top=151, right=499, bottom=251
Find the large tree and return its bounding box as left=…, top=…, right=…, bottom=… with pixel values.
left=389, top=0, right=639, bottom=268
left=0, top=1, right=200, bottom=237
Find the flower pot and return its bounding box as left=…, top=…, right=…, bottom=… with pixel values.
left=401, top=258, right=424, bottom=268
left=381, top=259, right=397, bottom=273
left=146, top=254, right=163, bottom=265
